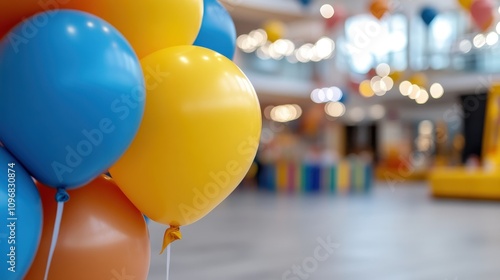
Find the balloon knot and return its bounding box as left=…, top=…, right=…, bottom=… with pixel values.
left=160, top=226, right=182, bottom=254
left=55, top=187, right=69, bottom=203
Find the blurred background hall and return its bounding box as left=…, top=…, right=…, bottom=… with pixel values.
left=146, top=0, right=500, bottom=279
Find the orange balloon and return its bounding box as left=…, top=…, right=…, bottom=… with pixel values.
left=369, top=0, right=389, bottom=20
left=0, top=0, right=203, bottom=58
left=25, top=175, right=150, bottom=280
left=470, top=0, right=495, bottom=32
left=0, top=2, right=40, bottom=39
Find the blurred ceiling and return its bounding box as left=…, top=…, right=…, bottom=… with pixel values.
left=220, top=0, right=500, bottom=120
left=221, top=0, right=459, bottom=35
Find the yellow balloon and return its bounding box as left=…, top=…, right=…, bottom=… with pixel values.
left=408, top=73, right=428, bottom=88
left=388, top=71, right=403, bottom=82
left=359, top=80, right=374, bottom=97
left=110, top=46, right=262, bottom=229
left=264, top=20, right=285, bottom=42
left=65, top=0, right=204, bottom=58
left=457, top=0, right=474, bottom=10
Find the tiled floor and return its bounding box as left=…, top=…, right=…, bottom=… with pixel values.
left=147, top=183, right=500, bottom=280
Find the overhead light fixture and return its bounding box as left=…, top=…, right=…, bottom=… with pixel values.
left=415, top=89, right=429, bottom=104
left=486, top=32, right=499, bottom=46
left=376, top=63, right=391, bottom=77
left=270, top=104, right=302, bottom=122
left=320, top=4, right=335, bottom=19
left=459, top=39, right=472, bottom=53
left=399, top=81, right=412, bottom=96
left=237, top=29, right=335, bottom=63
left=473, top=34, right=486, bottom=48
left=311, top=87, right=343, bottom=103
left=408, top=85, right=421, bottom=100
left=325, top=102, right=346, bottom=117
left=430, top=83, right=444, bottom=99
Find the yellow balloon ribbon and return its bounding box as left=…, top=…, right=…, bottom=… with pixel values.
left=161, top=226, right=183, bottom=254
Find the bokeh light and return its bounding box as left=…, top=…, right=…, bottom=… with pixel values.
left=270, top=104, right=302, bottom=122
left=459, top=39, right=472, bottom=53
left=408, top=85, right=421, bottom=100
left=486, top=32, right=499, bottom=46
left=359, top=80, right=375, bottom=97
left=473, top=34, right=486, bottom=48
left=369, top=104, right=386, bottom=120
left=415, top=89, right=429, bottom=104
left=376, top=63, right=391, bottom=77
left=399, top=81, right=412, bottom=96
left=349, top=107, right=365, bottom=122
left=325, top=102, right=346, bottom=117
left=430, top=83, right=444, bottom=99
left=320, top=4, right=335, bottom=19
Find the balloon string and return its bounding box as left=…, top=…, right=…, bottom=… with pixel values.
left=44, top=201, right=64, bottom=280
left=44, top=188, right=69, bottom=280
left=166, top=244, right=171, bottom=280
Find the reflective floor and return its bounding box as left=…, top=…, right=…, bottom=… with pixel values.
left=147, top=183, right=500, bottom=280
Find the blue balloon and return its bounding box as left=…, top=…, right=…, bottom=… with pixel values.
left=298, top=0, right=313, bottom=7
left=194, top=0, right=236, bottom=59
left=420, top=6, right=438, bottom=26
left=0, top=10, right=145, bottom=189
left=0, top=147, right=43, bottom=280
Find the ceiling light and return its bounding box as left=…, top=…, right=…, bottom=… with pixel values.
left=270, top=104, right=302, bottom=122
left=486, top=32, right=499, bottom=46
left=408, top=85, right=421, bottom=100
left=399, top=81, right=412, bottom=96
left=376, top=63, right=391, bottom=77
left=320, top=4, right=335, bottom=19
left=381, top=76, right=394, bottom=91
left=459, top=39, right=472, bottom=53
left=416, top=89, right=429, bottom=104
left=325, top=102, right=346, bottom=117
left=473, top=34, right=486, bottom=48
left=249, top=29, right=267, bottom=46
left=430, top=83, right=444, bottom=99
left=315, top=37, right=335, bottom=59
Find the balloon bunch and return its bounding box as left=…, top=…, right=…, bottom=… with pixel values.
left=0, top=0, right=261, bottom=279
left=457, top=0, right=495, bottom=32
